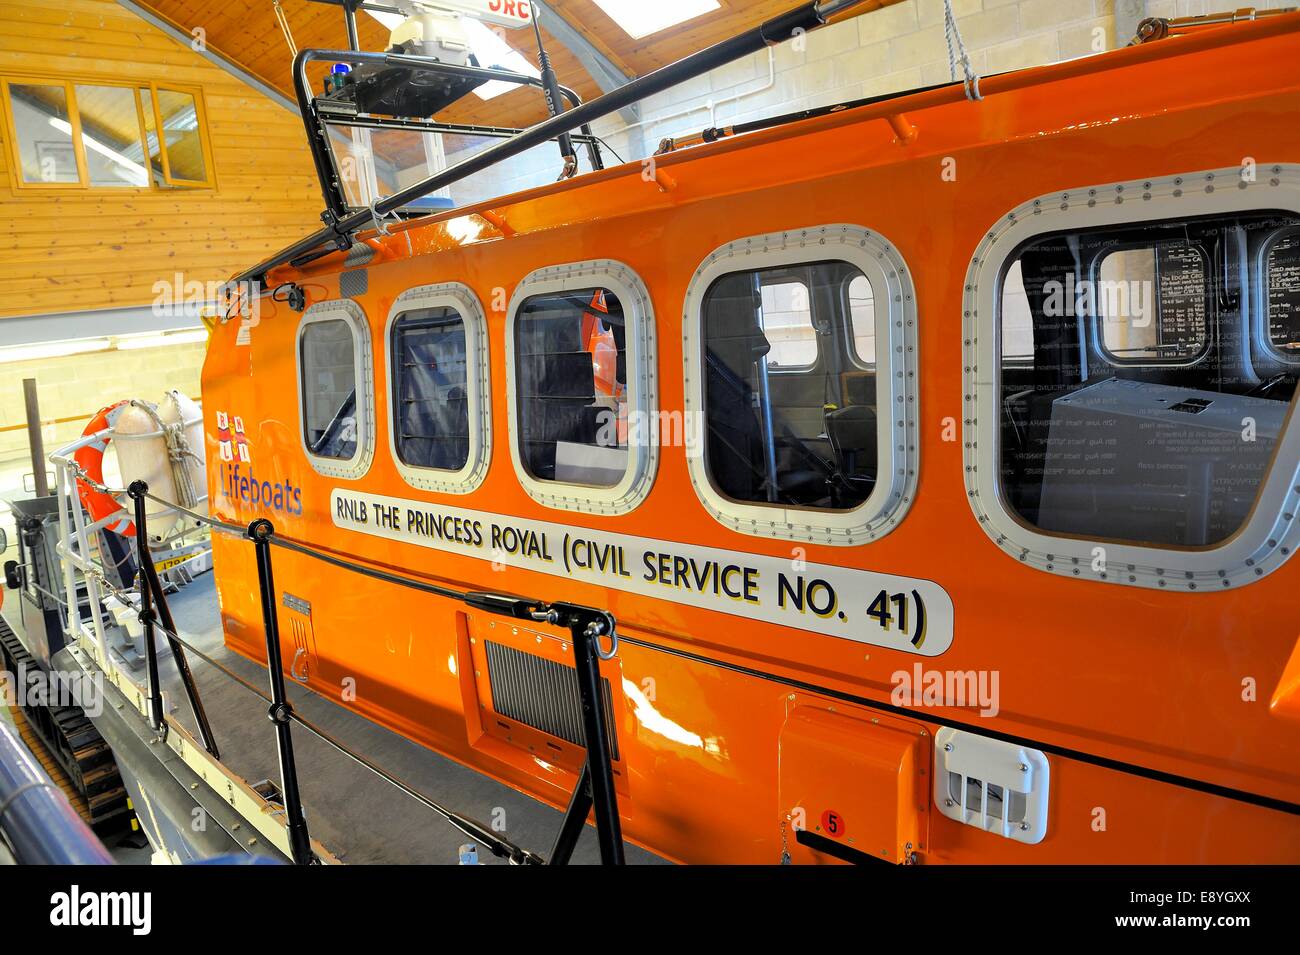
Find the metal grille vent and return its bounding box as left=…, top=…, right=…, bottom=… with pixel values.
left=484, top=641, right=619, bottom=760
left=934, top=728, right=1049, bottom=845
left=339, top=268, right=368, bottom=298
left=344, top=243, right=376, bottom=267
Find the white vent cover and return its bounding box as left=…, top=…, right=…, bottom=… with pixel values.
left=934, top=728, right=1049, bottom=845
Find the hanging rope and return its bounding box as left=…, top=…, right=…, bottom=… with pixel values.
left=272, top=0, right=298, bottom=59
left=368, top=196, right=399, bottom=236
left=130, top=397, right=203, bottom=512
left=943, top=0, right=983, bottom=102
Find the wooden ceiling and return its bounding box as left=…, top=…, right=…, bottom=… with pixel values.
left=130, top=0, right=902, bottom=129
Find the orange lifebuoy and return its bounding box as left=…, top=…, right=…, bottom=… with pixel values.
left=73, top=400, right=135, bottom=537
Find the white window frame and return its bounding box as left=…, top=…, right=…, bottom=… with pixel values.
left=385, top=283, right=490, bottom=495
left=682, top=224, right=920, bottom=546
left=504, top=259, right=658, bottom=516
left=1088, top=241, right=1214, bottom=369
left=297, top=298, right=374, bottom=480
left=963, top=164, right=1300, bottom=591
left=1257, top=224, right=1300, bottom=367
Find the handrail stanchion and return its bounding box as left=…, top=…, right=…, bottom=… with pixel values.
left=560, top=606, right=624, bottom=864
left=547, top=762, right=593, bottom=866
left=141, top=557, right=220, bottom=759
left=248, top=518, right=315, bottom=865
left=127, top=481, right=220, bottom=757
left=467, top=594, right=627, bottom=864
left=127, top=483, right=165, bottom=732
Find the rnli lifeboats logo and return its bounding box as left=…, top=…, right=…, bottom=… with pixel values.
left=330, top=489, right=954, bottom=656
left=215, top=410, right=250, bottom=463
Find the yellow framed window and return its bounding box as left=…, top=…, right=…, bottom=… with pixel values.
left=2, top=75, right=214, bottom=192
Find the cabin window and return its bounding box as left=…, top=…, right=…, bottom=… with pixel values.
left=386, top=284, right=490, bottom=494
left=392, top=309, right=469, bottom=471
left=683, top=226, right=920, bottom=546
left=998, top=211, right=1296, bottom=551
left=298, top=300, right=374, bottom=480
left=1, top=76, right=213, bottom=191
left=964, top=166, right=1300, bottom=590
left=506, top=261, right=657, bottom=515
left=515, top=288, right=627, bottom=488
left=702, top=261, right=877, bottom=512
left=302, top=320, right=358, bottom=460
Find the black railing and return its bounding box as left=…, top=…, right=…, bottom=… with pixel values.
left=233, top=0, right=872, bottom=287
left=296, top=50, right=607, bottom=224
left=128, top=487, right=627, bottom=865
left=127, top=482, right=219, bottom=758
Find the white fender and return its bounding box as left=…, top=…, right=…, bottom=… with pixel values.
left=113, top=401, right=179, bottom=538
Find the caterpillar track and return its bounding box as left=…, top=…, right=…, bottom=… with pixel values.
left=0, top=617, right=132, bottom=833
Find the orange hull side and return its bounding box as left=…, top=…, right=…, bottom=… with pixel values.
left=202, top=17, right=1300, bottom=863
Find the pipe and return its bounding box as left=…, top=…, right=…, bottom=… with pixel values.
left=1130, top=7, right=1297, bottom=44
left=237, top=0, right=870, bottom=285
left=22, top=379, right=48, bottom=498
left=0, top=719, right=114, bottom=865
left=343, top=0, right=360, bottom=51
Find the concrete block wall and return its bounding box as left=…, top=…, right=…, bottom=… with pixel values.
left=470, top=0, right=1227, bottom=201
left=597, top=0, right=1122, bottom=159
left=0, top=340, right=206, bottom=547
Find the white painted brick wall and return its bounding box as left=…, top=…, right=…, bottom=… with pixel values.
left=583, top=0, right=1125, bottom=163
left=0, top=341, right=205, bottom=544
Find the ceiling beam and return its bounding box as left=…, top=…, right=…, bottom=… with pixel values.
left=530, top=0, right=640, bottom=124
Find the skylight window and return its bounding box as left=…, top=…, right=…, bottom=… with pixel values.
left=461, top=18, right=540, bottom=100
left=365, top=9, right=539, bottom=101
left=592, top=0, right=720, bottom=39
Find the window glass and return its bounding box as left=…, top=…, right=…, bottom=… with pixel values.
left=8, top=83, right=77, bottom=183
left=74, top=85, right=147, bottom=187
left=847, top=274, right=876, bottom=366
left=156, top=88, right=207, bottom=182
left=301, top=319, right=358, bottom=460
left=703, top=261, right=876, bottom=511
left=760, top=280, right=816, bottom=369
left=392, top=307, right=469, bottom=471
left=998, top=212, right=1299, bottom=549
left=4, top=79, right=210, bottom=190
left=1000, top=260, right=1036, bottom=361
left=1267, top=230, right=1300, bottom=355
left=515, top=288, right=626, bottom=487
left=1097, top=244, right=1206, bottom=362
